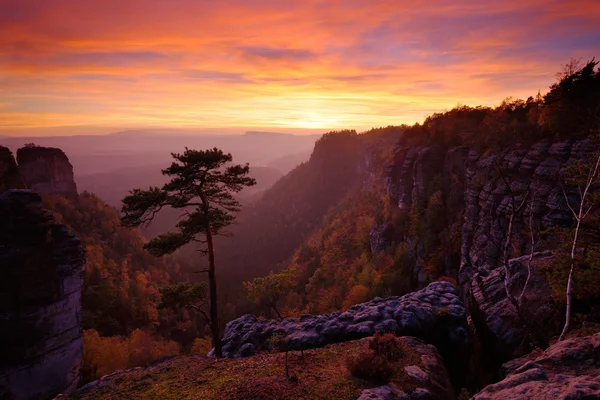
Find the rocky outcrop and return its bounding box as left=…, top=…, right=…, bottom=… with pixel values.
left=358, top=336, right=455, bottom=400
left=457, top=139, right=596, bottom=361
left=219, top=281, right=468, bottom=386
left=472, top=332, right=600, bottom=399
left=468, top=252, right=560, bottom=364
left=0, top=190, right=85, bottom=400
left=0, top=146, right=25, bottom=193
left=16, top=147, right=78, bottom=200
left=459, top=139, right=594, bottom=285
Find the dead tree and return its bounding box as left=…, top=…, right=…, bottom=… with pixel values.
left=559, top=152, right=600, bottom=341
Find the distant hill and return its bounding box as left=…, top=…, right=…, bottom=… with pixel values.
left=266, top=151, right=312, bottom=174
left=0, top=130, right=319, bottom=175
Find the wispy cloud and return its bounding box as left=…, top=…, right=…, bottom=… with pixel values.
left=0, top=0, right=598, bottom=133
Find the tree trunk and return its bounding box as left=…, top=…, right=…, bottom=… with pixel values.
left=559, top=218, right=581, bottom=341
left=206, top=227, right=223, bottom=357
left=201, top=194, right=222, bottom=358
left=270, top=300, right=284, bottom=321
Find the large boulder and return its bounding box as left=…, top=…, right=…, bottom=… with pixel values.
left=0, top=190, right=85, bottom=400
left=472, top=333, right=600, bottom=399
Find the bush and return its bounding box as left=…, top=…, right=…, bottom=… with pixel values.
left=83, top=329, right=180, bottom=382
left=191, top=337, right=212, bottom=355
left=346, top=333, right=404, bottom=384
left=369, top=332, right=404, bottom=361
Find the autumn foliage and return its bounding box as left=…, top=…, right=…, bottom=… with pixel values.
left=83, top=329, right=180, bottom=382
left=346, top=333, right=405, bottom=384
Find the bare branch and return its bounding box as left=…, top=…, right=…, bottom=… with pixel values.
left=561, top=185, right=579, bottom=219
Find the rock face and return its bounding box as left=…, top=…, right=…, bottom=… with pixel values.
left=220, top=282, right=468, bottom=385
left=460, top=140, right=594, bottom=284
left=468, top=252, right=560, bottom=365
left=472, top=332, right=600, bottom=400
left=459, top=139, right=594, bottom=359
left=0, top=146, right=25, bottom=193
left=357, top=336, right=455, bottom=400
left=370, top=221, right=394, bottom=255
left=16, top=147, right=78, bottom=200
left=0, top=190, right=85, bottom=400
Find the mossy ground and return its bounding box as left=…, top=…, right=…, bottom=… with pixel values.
left=70, top=339, right=422, bottom=400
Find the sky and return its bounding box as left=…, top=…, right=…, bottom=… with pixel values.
left=1, top=0, right=599, bottom=136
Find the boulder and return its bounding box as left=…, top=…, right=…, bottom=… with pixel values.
left=472, top=333, right=600, bottom=399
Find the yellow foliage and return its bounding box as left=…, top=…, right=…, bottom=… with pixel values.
left=191, top=337, right=212, bottom=355
left=343, top=285, right=372, bottom=310
left=83, top=329, right=180, bottom=382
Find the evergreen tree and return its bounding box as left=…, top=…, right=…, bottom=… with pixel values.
left=121, top=148, right=256, bottom=357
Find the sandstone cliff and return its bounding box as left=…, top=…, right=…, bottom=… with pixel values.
left=16, top=147, right=78, bottom=200
left=0, top=190, right=85, bottom=400
left=363, top=137, right=600, bottom=389
left=0, top=146, right=25, bottom=193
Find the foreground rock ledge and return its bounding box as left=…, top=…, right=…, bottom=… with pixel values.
left=218, top=281, right=468, bottom=363
left=58, top=336, right=453, bottom=400
left=472, top=332, right=600, bottom=400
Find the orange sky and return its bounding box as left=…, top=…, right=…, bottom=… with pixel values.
left=1, top=0, right=599, bottom=136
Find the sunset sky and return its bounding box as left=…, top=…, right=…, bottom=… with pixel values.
left=1, top=0, right=599, bottom=136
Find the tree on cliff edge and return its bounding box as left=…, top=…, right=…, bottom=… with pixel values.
left=120, top=148, right=256, bottom=357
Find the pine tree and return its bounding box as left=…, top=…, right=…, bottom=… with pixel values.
left=121, top=148, right=256, bottom=357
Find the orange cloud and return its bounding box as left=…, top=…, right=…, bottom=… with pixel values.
left=0, top=0, right=599, bottom=134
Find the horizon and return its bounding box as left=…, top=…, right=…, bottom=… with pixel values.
left=1, top=1, right=600, bottom=136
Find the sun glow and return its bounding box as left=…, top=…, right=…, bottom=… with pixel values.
left=1, top=0, right=599, bottom=135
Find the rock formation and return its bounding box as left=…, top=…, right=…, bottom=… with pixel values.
left=0, top=146, right=25, bottom=193
left=471, top=332, right=600, bottom=399
left=0, top=190, right=85, bottom=400
left=219, top=281, right=468, bottom=387
left=16, top=147, right=78, bottom=200
left=377, top=139, right=595, bottom=358
left=468, top=252, right=560, bottom=367
left=357, top=336, right=454, bottom=400
left=459, top=140, right=593, bottom=286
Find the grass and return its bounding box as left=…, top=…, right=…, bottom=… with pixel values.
left=69, top=338, right=423, bottom=400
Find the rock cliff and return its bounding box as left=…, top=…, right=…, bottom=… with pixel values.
left=0, top=146, right=25, bottom=193
left=459, top=139, right=593, bottom=285
left=16, top=147, right=78, bottom=200
left=0, top=190, right=85, bottom=400
left=377, top=139, right=594, bottom=360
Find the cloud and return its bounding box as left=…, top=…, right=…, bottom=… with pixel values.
left=0, top=0, right=599, bottom=132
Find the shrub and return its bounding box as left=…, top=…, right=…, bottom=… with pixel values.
left=369, top=332, right=404, bottom=361
left=83, top=329, right=180, bottom=382
left=346, top=333, right=404, bottom=384
left=191, top=337, right=212, bottom=355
